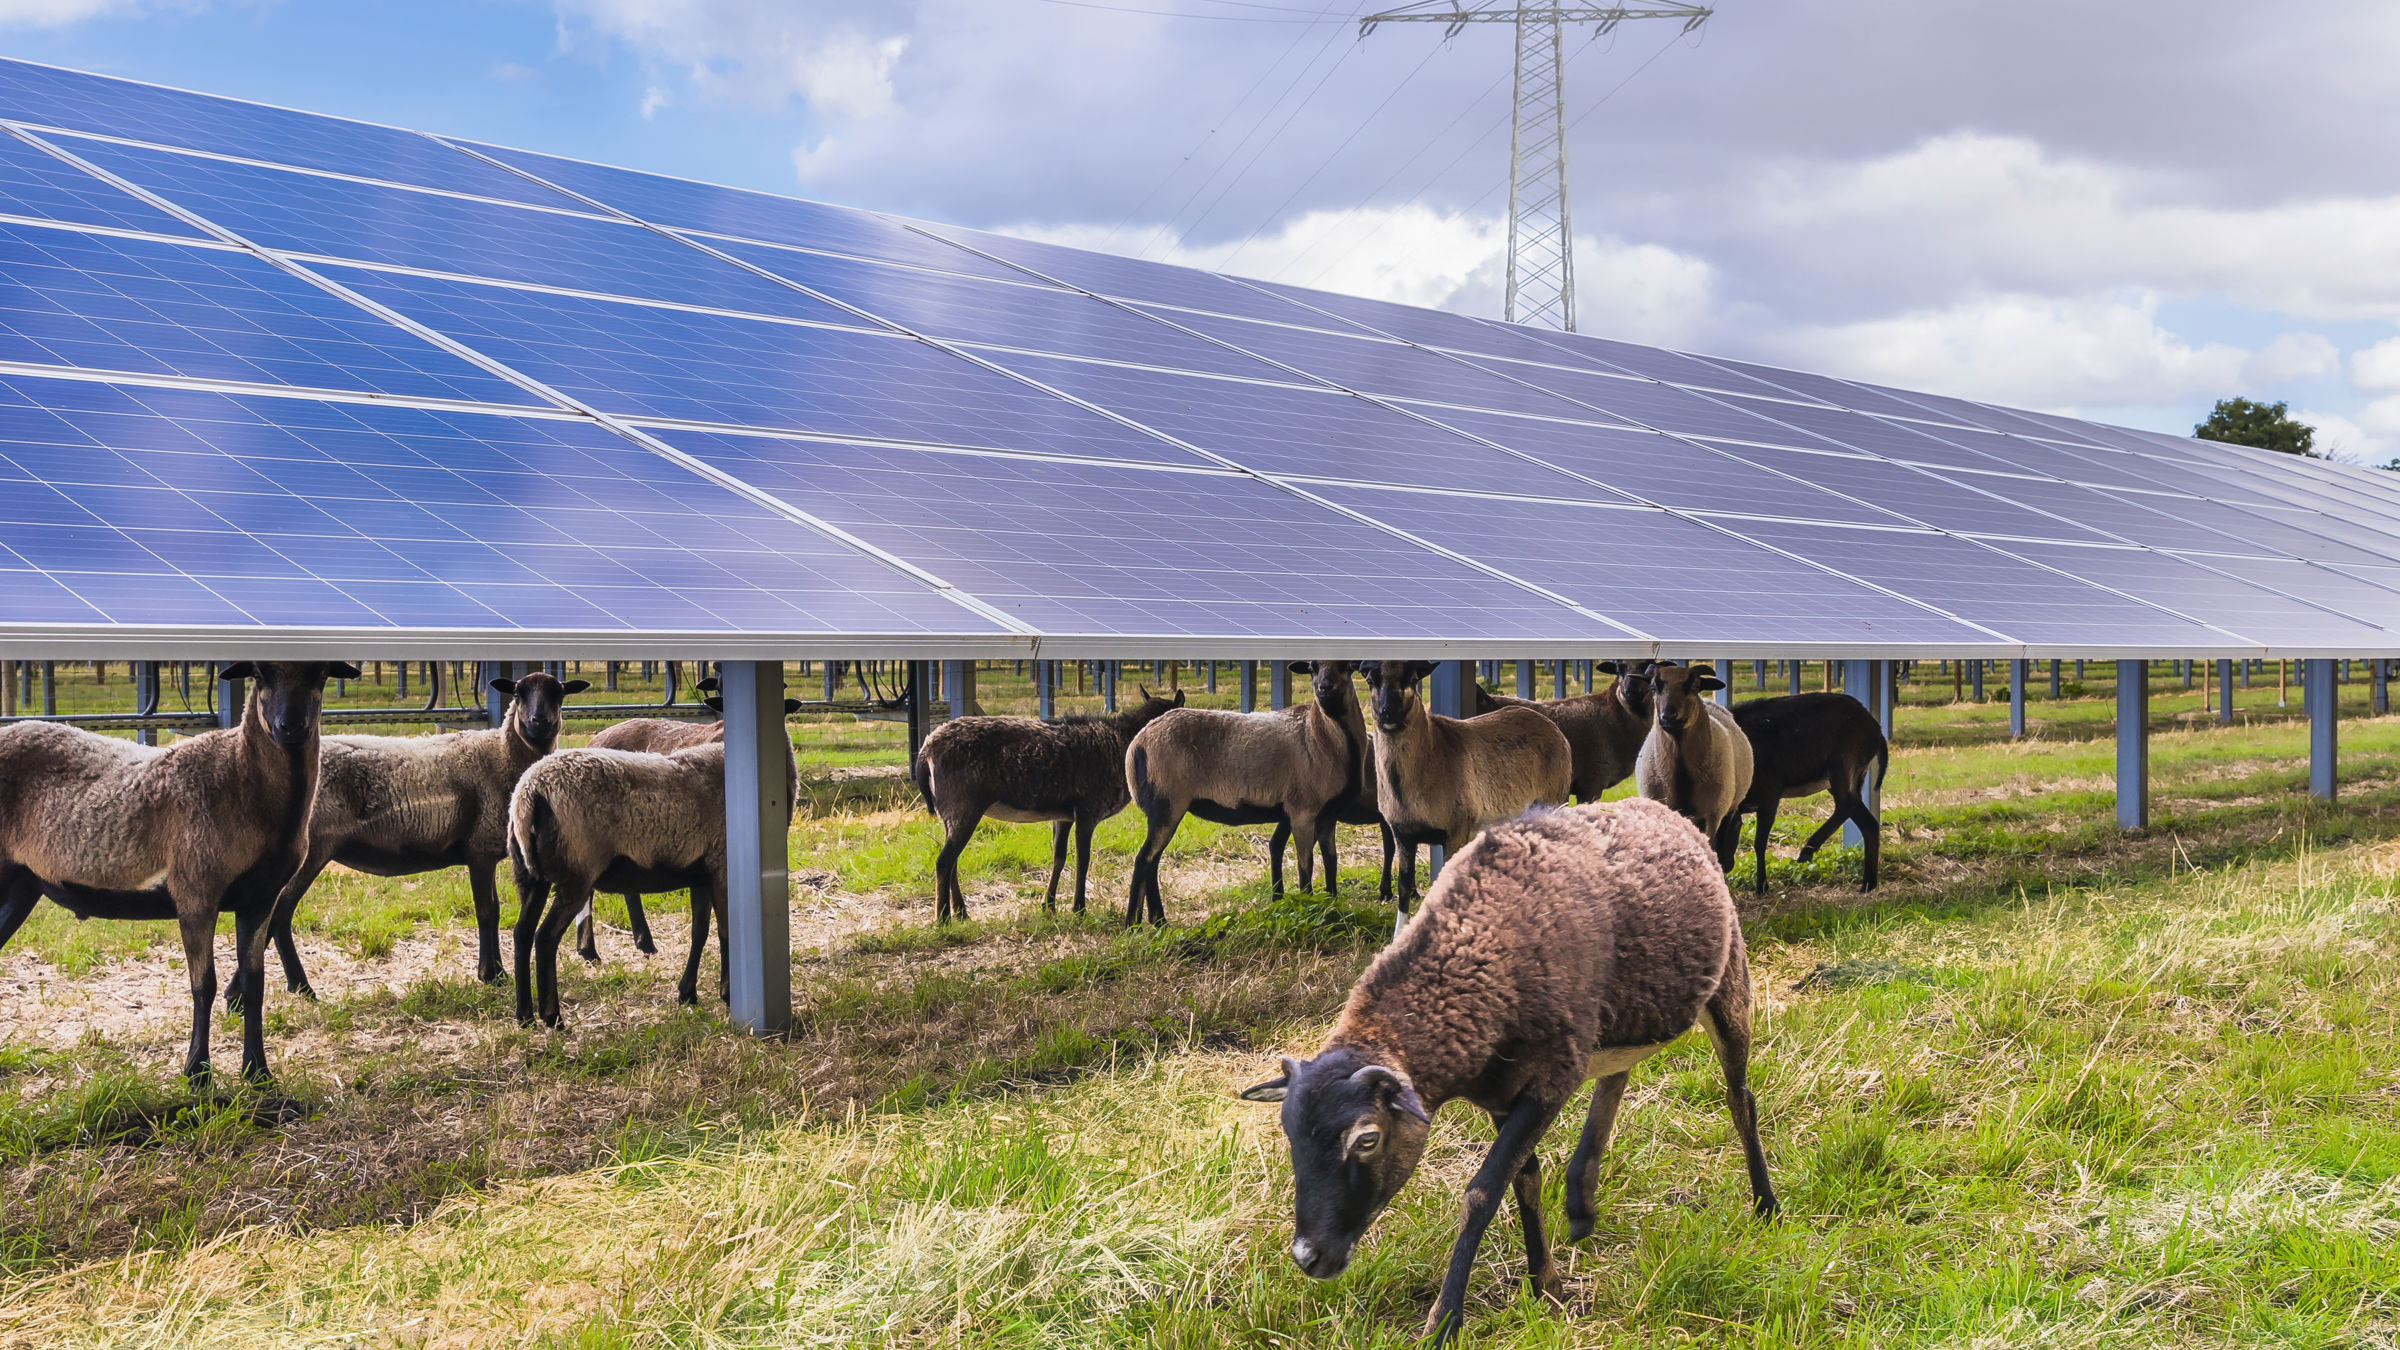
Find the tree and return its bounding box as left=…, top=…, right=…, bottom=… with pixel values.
left=2194, top=397, right=2317, bottom=457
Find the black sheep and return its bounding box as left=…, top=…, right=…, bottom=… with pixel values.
left=1727, top=691, right=1890, bottom=895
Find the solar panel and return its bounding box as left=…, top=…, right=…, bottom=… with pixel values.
left=654, top=429, right=1625, bottom=642
left=1152, top=306, right=1604, bottom=415
left=0, top=373, right=1000, bottom=634
left=0, top=60, right=578, bottom=211
left=1312, top=486, right=1993, bottom=647
left=2182, top=555, right=2400, bottom=632
left=1237, top=278, right=1662, bottom=371
left=1708, top=445, right=2117, bottom=543
left=0, top=129, right=206, bottom=238
left=1483, top=366, right=1814, bottom=444
left=0, top=220, right=542, bottom=405
left=2014, top=544, right=2389, bottom=646
left=313, top=263, right=1199, bottom=463
left=703, top=240, right=1292, bottom=381
left=918, top=221, right=1377, bottom=330
left=60, top=135, right=848, bottom=325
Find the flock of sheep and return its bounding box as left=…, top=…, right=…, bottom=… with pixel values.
left=0, top=654, right=1892, bottom=1341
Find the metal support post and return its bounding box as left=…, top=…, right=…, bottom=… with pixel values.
left=1970, top=659, right=1984, bottom=702
left=2375, top=658, right=2389, bottom=717
left=1713, top=657, right=1732, bottom=708
left=2116, top=659, right=2148, bottom=829
left=2309, top=658, right=2338, bottom=800
left=905, top=661, right=930, bottom=763
left=1552, top=659, right=1566, bottom=698
left=483, top=661, right=510, bottom=726
left=1269, top=661, right=1290, bottom=710
left=2217, top=659, right=2235, bottom=724
left=1427, top=660, right=1470, bottom=880
left=719, top=661, right=791, bottom=1035
left=1239, top=660, right=1257, bottom=712
left=2009, top=659, right=2026, bottom=739
left=1205, top=661, right=1217, bottom=694
left=1753, top=659, right=1766, bottom=690
left=1516, top=659, right=1535, bottom=698
left=215, top=662, right=241, bottom=729
left=2049, top=659, right=2060, bottom=698
left=944, top=659, right=977, bottom=720
left=1788, top=659, right=1802, bottom=695
left=133, top=661, right=157, bottom=745
left=1102, top=660, right=1118, bottom=712
left=1037, top=660, right=1055, bottom=719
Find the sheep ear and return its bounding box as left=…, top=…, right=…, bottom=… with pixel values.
left=1287, top=661, right=1313, bottom=675
left=697, top=677, right=719, bottom=693
left=703, top=696, right=725, bottom=713
left=218, top=661, right=257, bottom=681
left=783, top=698, right=802, bottom=714
left=1405, top=660, right=1439, bottom=682
left=1137, top=684, right=1153, bottom=700
left=1595, top=660, right=1622, bottom=675
left=1695, top=672, right=1725, bottom=692
left=1240, top=1056, right=1303, bottom=1103
left=329, top=661, right=363, bottom=680
left=1172, top=689, right=1186, bottom=706
left=488, top=677, right=518, bottom=695
left=562, top=679, right=591, bottom=696
left=1350, top=1065, right=1430, bottom=1123
left=1355, top=660, right=1380, bottom=680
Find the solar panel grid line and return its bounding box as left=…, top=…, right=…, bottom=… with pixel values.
left=2158, top=552, right=2400, bottom=636
left=38, top=133, right=1047, bottom=640
left=0, top=209, right=212, bottom=250
left=274, top=251, right=879, bottom=338
left=1933, top=536, right=2287, bottom=649
left=0, top=355, right=592, bottom=420
left=616, top=413, right=1232, bottom=477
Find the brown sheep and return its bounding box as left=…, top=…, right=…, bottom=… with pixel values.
left=1635, top=662, right=1757, bottom=866
left=1356, top=660, right=1572, bottom=910
left=506, top=732, right=797, bottom=1027
left=1239, top=798, right=1776, bottom=1344
left=1471, top=660, right=1655, bottom=802
left=0, top=661, right=359, bottom=1082
left=1123, top=662, right=1364, bottom=926
left=912, top=687, right=1184, bottom=922
left=254, top=672, right=587, bottom=1003
left=577, top=688, right=799, bottom=959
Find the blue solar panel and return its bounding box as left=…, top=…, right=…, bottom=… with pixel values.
left=1724, top=520, right=2239, bottom=648
left=655, top=429, right=1624, bottom=641
left=2009, top=544, right=2388, bottom=646
left=919, top=223, right=1379, bottom=329
left=1145, top=306, right=1604, bottom=416
left=63, top=137, right=850, bottom=325
left=983, top=351, right=1620, bottom=499
left=1413, top=408, right=1903, bottom=525
left=1726, top=400, right=2015, bottom=472
left=704, top=239, right=1290, bottom=380
left=1313, top=486, right=1991, bottom=647
left=1460, top=360, right=1815, bottom=445
left=0, top=130, right=205, bottom=238
left=0, top=222, right=542, bottom=405
left=463, top=141, right=1033, bottom=284
left=1237, top=278, right=1643, bottom=369
left=1711, top=445, right=2117, bottom=543
left=2181, top=555, right=2400, bottom=632
left=2060, top=487, right=2393, bottom=563
left=315, top=264, right=1198, bottom=463
left=0, top=59, right=577, bottom=211
left=1675, top=359, right=1957, bottom=423
left=1510, top=333, right=1813, bottom=400
left=0, top=373, right=1000, bottom=634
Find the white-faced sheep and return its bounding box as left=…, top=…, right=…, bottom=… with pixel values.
left=912, top=687, right=1184, bottom=923
left=1240, top=797, right=1776, bottom=1345
left=1122, top=662, right=1365, bottom=926
left=1471, top=659, right=1654, bottom=802
left=1727, top=691, right=1889, bottom=894
left=254, top=671, right=587, bottom=1003
left=1355, top=660, right=1572, bottom=911
left=577, top=688, right=800, bottom=959
left=1635, top=662, right=1756, bottom=866
left=506, top=734, right=797, bottom=1027
left=0, top=661, right=359, bottom=1082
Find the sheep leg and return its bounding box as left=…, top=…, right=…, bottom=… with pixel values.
left=1070, top=815, right=1097, bottom=915
left=1289, top=812, right=1319, bottom=894
left=1316, top=814, right=1339, bottom=899
left=512, top=873, right=551, bottom=1027
left=469, top=860, right=506, bottom=985
left=1792, top=811, right=1845, bottom=864
left=1425, top=1092, right=1564, bottom=1346
left=1703, top=945, right=1779, bottom=1219
left=1750, top=798, right=1779, bottom=899
left=0, top=865, right=41, bottom=952
left=625, top=893, right=656, bottom=955
left=712, top=881, right=730, bottom=1006
left=1503, top=1125, right=1562, bottom=1305
left=1830, top=777, right=1881, bottom=892
left=174, top=901, right=220, bottom=1085
left=575, top=906, right=600, bottom=965
left=1267, top=819, right=1290, bottom=899
left=1127, top=804, right=1184, bottom=927
left=230, top=890, right=274, bottom=1084
left=1395, top=838, right=1418, bottom=914
left=1377, top=822, right=1395, bottom=903
left=1042, top=820, right=1070, bottom=913
left=1710, top=814, right=1742, bottom=872
left=248, top=851, right=328, bottom=1009
left=1564, top=1071, right=1631, bottom=1242
left=678, top=883, right=713, bottom=1007
left=532, top=882, right=587, bottom=1029
left=933, top=810, right=977, bottom=924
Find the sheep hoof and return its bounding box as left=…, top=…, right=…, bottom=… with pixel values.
left=288, top=981, right=316, bottom=1001
left=1567, top=1216, right=1595, bottom=1244
left=480, top=968, right=508, bottom=987
left=634, top=936, right=657, bottom=955
left=577, top=947, right=600, bottom=965
left=676, top=990, right=697, bottom=1007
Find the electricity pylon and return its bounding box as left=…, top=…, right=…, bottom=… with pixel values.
left=1359, top=3, right=1711, bottom=331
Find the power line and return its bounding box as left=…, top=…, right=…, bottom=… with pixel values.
left=1026, top=0, right=1350, bottom=22
left=1168, top=20, right=1364, bottom=251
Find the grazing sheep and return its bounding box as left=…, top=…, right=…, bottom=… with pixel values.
left=1123, top=662, right=1366, bottom=926
left=1355, top=661, right=1572, bottom=911
left=506, top=732, right=798, bottom=1027
left=254, top=672, right=587, bottom=1002
left=912, top=688, right=1185, bottom=923
left=1266, top=663, right=1394, bottom=903
left=1471, top=660, right=1655, bottom=802
left=1634, top=662, right=1756, bottom=867
left=1239, top=798, right=1776, bottom=1345
left=578, top=690, right=799, bottom=961
left=0, top=661, right=359, bottom=1082
left=1728, top=692, right=1889, bottom=895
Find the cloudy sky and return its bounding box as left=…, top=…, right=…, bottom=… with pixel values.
left=8, top=0, right=2400, bottom=457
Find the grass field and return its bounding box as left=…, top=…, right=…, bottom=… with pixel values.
left=2, top=659, right=2396, bottom=1347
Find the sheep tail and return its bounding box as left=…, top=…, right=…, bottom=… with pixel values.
left=522, top=790, right=562, bottom=885
left=1129, top=744, right=1158, bottom=816
left=910, top=752, right=937, bottom=816
left=1873, top=741, right=1890, bottom=792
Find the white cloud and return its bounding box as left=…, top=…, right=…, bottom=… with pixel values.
left=553, top=1, right=907, bottom=118
left=2242, top=332, right=2339, bottom=385
left=1574, top=238, right=1718, bottom=350
left=2350, top=336, right=2400, bottom=391
left=0, top=0, right=144, bottom=24
left=2298, top=404, right=2400, bottom=464
left=489, top=60, right=539, bottom=83
left=639, top=84, right=669, bottom=118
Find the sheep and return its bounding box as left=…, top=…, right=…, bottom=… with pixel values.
left=1634, top=662, right=1757, bottom=867
left=1265, top=663, right=1395, bottom=904
left=1122, top=662, right=1366, bottom=926
left=1354, top=661, right=1572, bottom=911
left=251, top=672, right=588, bottom=1003
left=912, top=687, right=1184, bottom=923
left=1727, top=691, right=1890, bottom=895
left=0, top=661, right=359, bottom=1083
left=1238, top=798, right=1776, bottom=1344
left=1471, top=660, right=1655, bottom=802
left=506, top=731, right=798, bottom=1027
left=577, top=689, right=800, bottom=961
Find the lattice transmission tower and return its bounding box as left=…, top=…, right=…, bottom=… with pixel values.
left=1359, top=3, right=1710, bottom=331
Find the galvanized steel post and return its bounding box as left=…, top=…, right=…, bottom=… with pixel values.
left=2309, top=658, right=2338, bottom=800
left=720, top=661, right=791, bottom=1036
left=2116, top=658, right=2148, bottom=829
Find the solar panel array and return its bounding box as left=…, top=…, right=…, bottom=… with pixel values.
left=1, top=57, right=2395, bottom=657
